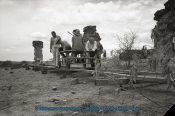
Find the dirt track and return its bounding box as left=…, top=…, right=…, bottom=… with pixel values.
left=0, top=68, right=175, bottom=116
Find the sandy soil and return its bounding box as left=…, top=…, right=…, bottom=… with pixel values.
left=0, top=67, right=175, bottom=116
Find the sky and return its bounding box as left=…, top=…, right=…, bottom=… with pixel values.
left=0, top=0, right=167, bottom=61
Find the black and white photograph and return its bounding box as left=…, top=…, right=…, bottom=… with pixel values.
left=0, top=0, right=175, bottom=115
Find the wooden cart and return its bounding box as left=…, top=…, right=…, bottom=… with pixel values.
left=58, top=50, right=98, bottom=69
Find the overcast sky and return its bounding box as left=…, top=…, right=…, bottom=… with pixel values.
left=0, top=0, right=166, bottom=61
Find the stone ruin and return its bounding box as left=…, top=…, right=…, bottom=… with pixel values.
left=32, top=41, right=43, bottom=63
left=151, top=0, right=175, bottom=69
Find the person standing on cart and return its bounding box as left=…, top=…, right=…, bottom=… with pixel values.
left=85, top=37, right=97, bottom=68
left=72, top=29, right=84, bottom=51
left=72, top=29, right=84, bottom=62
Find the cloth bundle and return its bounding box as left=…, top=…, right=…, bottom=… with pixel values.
left=83, top=26, right=96, bottom=34
left=83, top=25, right=101, bottom=43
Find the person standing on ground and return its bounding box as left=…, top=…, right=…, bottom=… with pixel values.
left=50, top=31, right=61, bottom=66
left=129, top=54, right=138, bottom=88
left=103, top=50, right=107, bottom=58
left=163, top=58, right=175, bottom=90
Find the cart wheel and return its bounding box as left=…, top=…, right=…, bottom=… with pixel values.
left=41, top=70, right=47, bottom=74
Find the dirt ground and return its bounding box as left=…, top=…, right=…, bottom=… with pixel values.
left=0, top=67, right=175, bottom=116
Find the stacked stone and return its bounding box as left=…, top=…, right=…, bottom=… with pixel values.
left=151, top=0, right=175, bottom=66
left=82, top=25, right=101, bottom=43
left=32, top=41, right=43, bottom=63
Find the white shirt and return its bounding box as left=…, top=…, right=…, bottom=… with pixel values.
left=85, top=41, right=97, bottom=51
left=50, top=36, right=61, bottom=48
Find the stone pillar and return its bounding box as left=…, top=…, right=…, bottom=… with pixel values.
left=32, top=41, right=43, bottom=63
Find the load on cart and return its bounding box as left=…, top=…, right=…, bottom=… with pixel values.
left=50, top=26, right=103, bottom=69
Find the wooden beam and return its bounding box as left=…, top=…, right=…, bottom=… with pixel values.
left=63, top=57, right=95, bottom=59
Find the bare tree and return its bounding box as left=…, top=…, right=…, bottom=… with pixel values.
left=116, top=31, right=137, bottom=67
left=117, top=31, right=137, bottom=51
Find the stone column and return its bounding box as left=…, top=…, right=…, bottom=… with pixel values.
left=32, top=41, right=43, bottom=63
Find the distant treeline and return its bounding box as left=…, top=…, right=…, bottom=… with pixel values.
left=0, top=61, right=29, bottom=69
